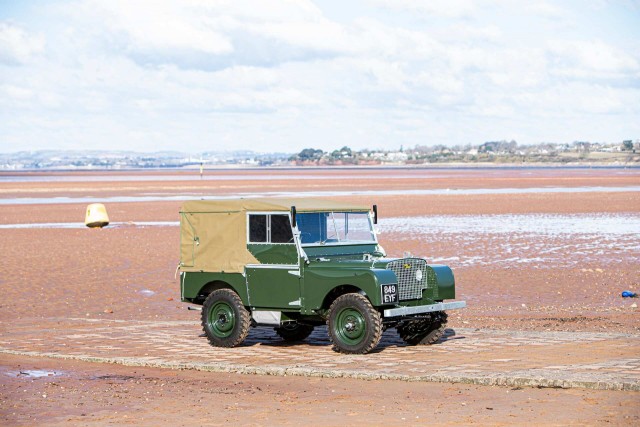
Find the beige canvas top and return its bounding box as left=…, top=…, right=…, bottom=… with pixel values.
left=180, top=198, right=370, bottom=214
left=179, top=198, right=370, bottom=273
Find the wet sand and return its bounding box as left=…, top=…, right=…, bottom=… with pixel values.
left=1, top=167, right=638, bottom=200
left=1, top=167, right=639, bottom=425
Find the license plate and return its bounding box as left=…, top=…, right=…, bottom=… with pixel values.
left=381, top=284, right=398, bottom=304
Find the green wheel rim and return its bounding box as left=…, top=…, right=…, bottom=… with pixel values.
left=207, top=301, right=235, bottom=338
left=334, top=307, right=366, bottom=345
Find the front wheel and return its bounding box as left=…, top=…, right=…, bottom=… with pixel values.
left=328, top=293, right=383, bottom=354
left=201, top=289, right=251, bottom=348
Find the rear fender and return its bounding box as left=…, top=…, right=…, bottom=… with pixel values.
left=181, top=271, right=248, bottom=305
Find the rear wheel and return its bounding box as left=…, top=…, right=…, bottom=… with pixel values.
left=201, top=289, right=251, bottom=348
left=397, top=312, right=448, bottom=345
left=274, top=323, right=314, bottom=341
left=328, top=293, right=383, bottom=354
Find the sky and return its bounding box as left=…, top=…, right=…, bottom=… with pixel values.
left=0, top=0, right=639, bottom=154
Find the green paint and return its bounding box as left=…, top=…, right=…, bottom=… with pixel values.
left=206, top=301, right=236, bottom=338
left=247, top=243, right=298, bottom=265
left=246, top=267, right=301, bottom=310
left=333, top=307, right=366, bottom=345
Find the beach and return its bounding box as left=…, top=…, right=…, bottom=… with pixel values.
left=1, top=167, right=639, bottom=425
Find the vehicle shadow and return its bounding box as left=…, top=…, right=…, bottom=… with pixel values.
left=370, top=328, right=465, bottom=353
left=236, top=326, right=465, bottom=352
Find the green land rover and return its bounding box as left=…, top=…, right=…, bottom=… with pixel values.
left=179, top=198, right=465, bottom=354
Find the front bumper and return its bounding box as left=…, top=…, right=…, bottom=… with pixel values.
left=383, top=300, right=466, bottom=317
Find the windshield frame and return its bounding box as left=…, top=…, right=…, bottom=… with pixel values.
left=296, top=211, right=378, bottom=247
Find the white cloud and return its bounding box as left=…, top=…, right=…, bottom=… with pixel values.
left=351, top=18, right=441, bottom=59
left=82, top=0, right=233, bottom=55
left=370, top=0, right=478, bottom=19
left=549, top=39, right=639, bottom=76
left=516, top=82, right=638, bottom=116
left=251, top=17, right=353, bottom=55
left=526, top=2, right=567, bottom=19
left=0, top=0, right=638, bottom=153
left=448, top=24, right=503, bottom=41
left=1, top=84, right=33, bottom=100
left=0, top=22, right=44, bottom=64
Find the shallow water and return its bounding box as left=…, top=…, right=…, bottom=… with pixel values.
left=1, top=165, right=637, bottom=183
left=380, top=213, right=640, bottom=236
left=0, top=173, right=451, bottom=182
left=1, top=213, right=637, bottom=271
left=2, top=213, right=637, bottom=236
left=380, top=213, right=640, bottom=269
left=1, top=186, right=639, bottom=205
left=0, top=221, right=178, bottom=229
left=5, top=369, right=62, bottom=378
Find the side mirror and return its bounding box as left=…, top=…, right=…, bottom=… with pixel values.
left=291, top=206, right=297, bottom=228
left=373, top=204, right=378, bottom=224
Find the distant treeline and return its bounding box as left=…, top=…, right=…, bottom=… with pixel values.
left=289, top=140, right=639, bottom=165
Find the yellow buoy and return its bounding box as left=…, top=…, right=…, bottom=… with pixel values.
left=85, top=203, right=110, bottom=228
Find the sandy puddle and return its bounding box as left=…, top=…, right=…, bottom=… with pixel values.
left=3, top=369, right=64, bottom=378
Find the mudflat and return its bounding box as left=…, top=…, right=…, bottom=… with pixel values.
left=1, top=167, right=639, bottom=425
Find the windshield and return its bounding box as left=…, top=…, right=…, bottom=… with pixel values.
left=297, top=212, right=376, bottom=245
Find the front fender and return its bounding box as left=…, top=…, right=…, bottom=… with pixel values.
left=304, top=267, right=396, bottom=310
left=430, top=264, right=455, bottom=300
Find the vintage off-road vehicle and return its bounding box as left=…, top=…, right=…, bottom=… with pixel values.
left=179, top=198, right=465, bottom=354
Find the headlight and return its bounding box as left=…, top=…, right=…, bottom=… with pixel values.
left=415, top=269, right=423, bottom=282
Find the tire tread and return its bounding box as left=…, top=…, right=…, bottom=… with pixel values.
left=328, top=293, right=383, bottom=354
left=201, top=289, right=251, bottom=348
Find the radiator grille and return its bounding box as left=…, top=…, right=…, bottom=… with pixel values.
left=386, top=258, right=429, bottom=301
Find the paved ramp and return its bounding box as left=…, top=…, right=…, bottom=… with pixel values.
left=1, top=318, right=638, bottom=391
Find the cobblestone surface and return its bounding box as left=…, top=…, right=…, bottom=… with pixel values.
left=1, top=317, right=638, bottom=391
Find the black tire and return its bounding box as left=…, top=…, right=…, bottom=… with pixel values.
left=274, top=323, right=314, bottom=341
left=201, top=289, right=251, bottom=348
left=397, top=312, right=448, bottom=345
left=328, top=293, right=383, bottom=354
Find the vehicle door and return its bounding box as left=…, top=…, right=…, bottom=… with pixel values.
left=245, top=213, right=302, bottom=310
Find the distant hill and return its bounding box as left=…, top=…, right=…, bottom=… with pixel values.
left=1, top=141, right=638, bottom=170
